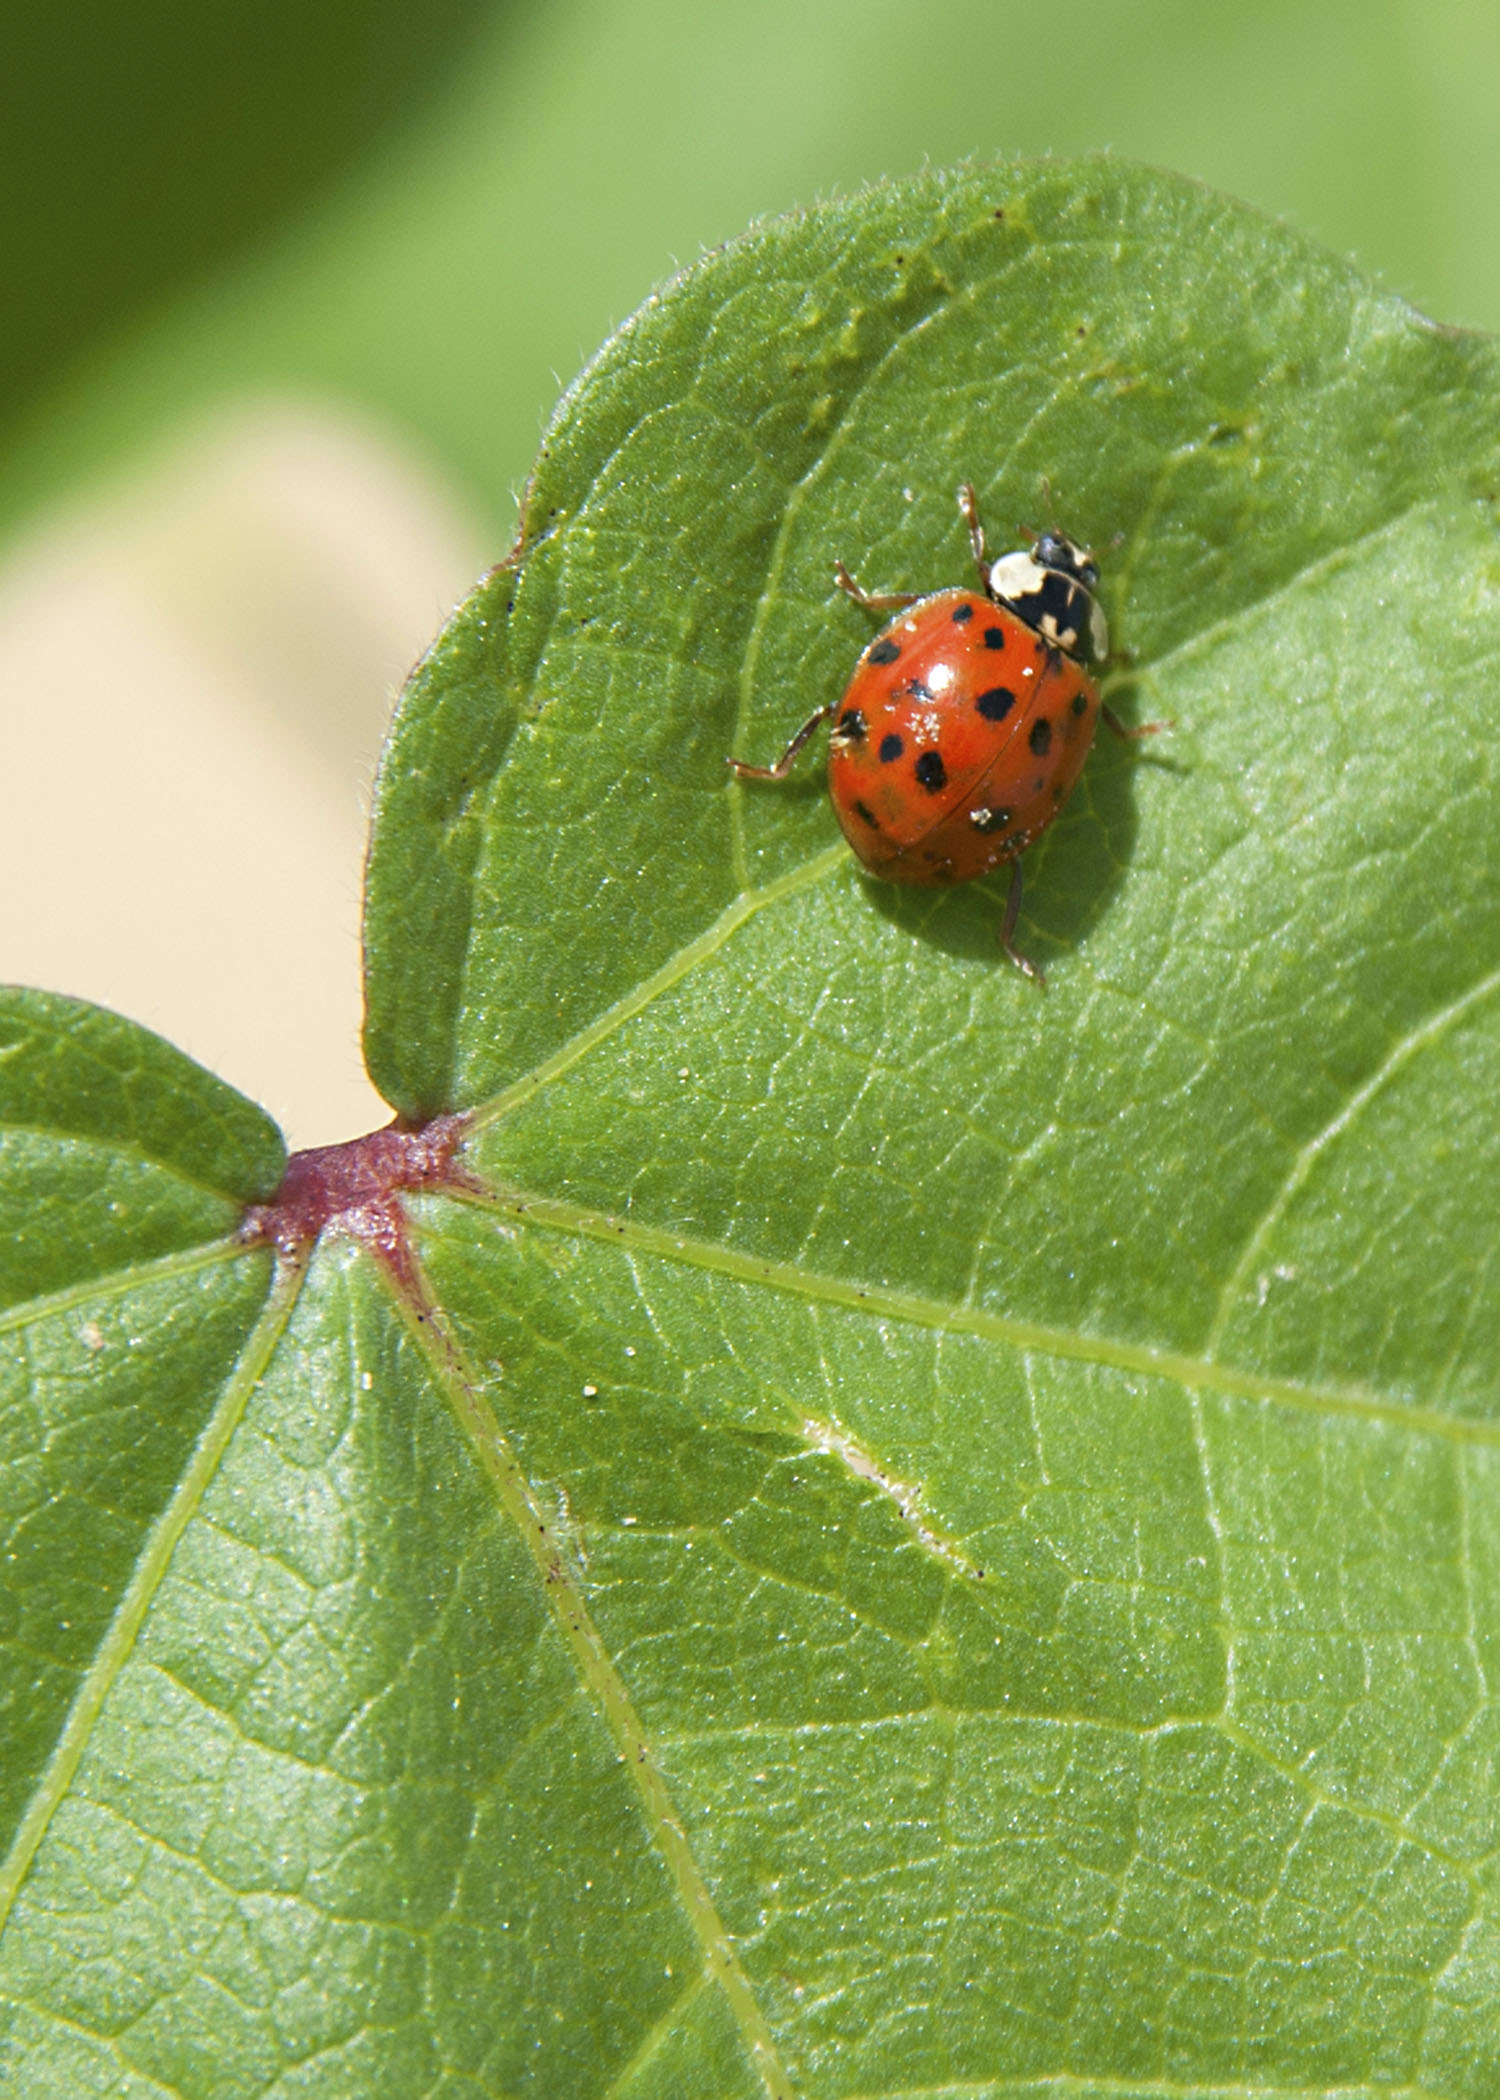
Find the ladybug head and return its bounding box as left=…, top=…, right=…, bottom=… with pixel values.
left=1032, top=530, right=1099, bottom=593
left=986, top=528, right=1108, bottom=665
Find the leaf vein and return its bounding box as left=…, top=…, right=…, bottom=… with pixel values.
left=0, top=1249, right=303, bottom=1935
left=467, top=841, right=848, bottom=1133
left=401, top=1257, right=797, bottom=2100
left=447, top=1183, right=1500, bottom=1449
left=1203, top=959, right=1500, bottom=1360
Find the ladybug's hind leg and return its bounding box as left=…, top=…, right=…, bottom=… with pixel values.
left=1101, top=703, right=1168, bottom=740
left=1000, top=860, right=1045, bottom=987
left=727, top=702, right=835, bottom=781
left=833, top=561, right=920, bottom=614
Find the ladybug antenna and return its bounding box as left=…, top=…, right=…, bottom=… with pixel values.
left=1018, top=480, right=1061, bottom=544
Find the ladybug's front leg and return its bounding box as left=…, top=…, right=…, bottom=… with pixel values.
left=727, top=702, right=836, bottom=782
left=1000, top=860, right=1045, bottom=987
left=832, top=562, right=920, bottom=614
left=957, top=481, right=991, bottom=588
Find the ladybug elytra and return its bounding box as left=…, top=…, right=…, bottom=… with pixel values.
left=729, top=483, right=1158, bottom=982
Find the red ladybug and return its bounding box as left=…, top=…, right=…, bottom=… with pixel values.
left=729, top=483, right=1158, bottom=981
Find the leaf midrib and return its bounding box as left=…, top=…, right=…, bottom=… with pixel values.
left=439, top=1180, right=1500, bottom=1451
left=400, top=1266, right=798, bottom=2100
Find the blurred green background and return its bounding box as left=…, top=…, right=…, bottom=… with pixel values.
left=3, top=0, right=1496, bottom=1144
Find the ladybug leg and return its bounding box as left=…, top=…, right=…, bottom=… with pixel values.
left=999, top=860, right=1045, bottom=987
left=957, top=482, right=991, bottom=588
left=832, top=561, right=920, bottom=613
left=1101, top=704, right=1169, bottom=740
left=727, top=702, right=836, bottom=781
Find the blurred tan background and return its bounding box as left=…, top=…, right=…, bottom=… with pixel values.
left=3, top=0, right=1498, bottom=1148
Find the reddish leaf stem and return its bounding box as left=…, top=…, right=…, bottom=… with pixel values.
left=241, top=1114, right=483, bottom=1305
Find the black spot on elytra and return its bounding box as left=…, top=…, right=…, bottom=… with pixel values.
left=1071, top=690, right=1088, bottom=717
left=951, top=603, right=974, bottom=625
left=983, top=625, right=1007, bottom=650
left=867, top=638, right=901, bottom=665
left=906, top=679, right=935, bottom=702
left=976, top=686, right=1015, bottom=722
left=1029, top=717, right=1053, bottom=757
left=914, top=750, right=948, bottom=793
left=853, top=800, right=878, bottom=826
left=879, top=733, right=904, bottom=763
left=834, top=707, right=867, bottom=742
left=970, top=806, right=1011, bottom=834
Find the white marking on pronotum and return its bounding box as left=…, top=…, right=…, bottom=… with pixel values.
left=987, top=549, right=1044, bottom=604
left=800, top=1415, right=982, bottom=1579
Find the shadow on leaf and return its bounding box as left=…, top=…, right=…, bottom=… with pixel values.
left=856, top=693, right=1162, bottom=971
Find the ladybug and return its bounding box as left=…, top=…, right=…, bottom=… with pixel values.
left=729, top=483, right=1158, bottom=981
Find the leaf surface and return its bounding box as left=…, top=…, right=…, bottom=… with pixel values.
left=7, top=161, right=1500, bottom=2098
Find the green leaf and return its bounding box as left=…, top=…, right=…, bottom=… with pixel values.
left=0, top=987, right=284, bottom=1306
left=0, top=990, right=280, bottom=1908
left=8, top=158, right=1500, bottom=2098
